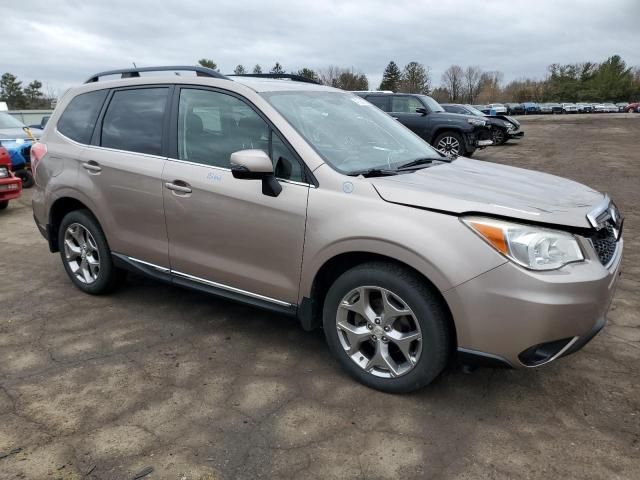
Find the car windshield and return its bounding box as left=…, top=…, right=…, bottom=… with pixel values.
left=419, top=95, right=444, bottom=113
left=0, top=112, right=25, bottom=129
left=262, top=91, right=443, bottom=174
left=462, top=105, right=485, bottom=117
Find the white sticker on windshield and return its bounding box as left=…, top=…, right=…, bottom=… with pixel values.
left=351, top=97, right=371, bottom=106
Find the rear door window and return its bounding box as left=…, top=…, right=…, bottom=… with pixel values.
left=57, top=90, right=108, bottom=144
left=101, top=88, right=169, bottom=156
left=391, top=96, right=423, bottom=114
left=366, top=95, right=390, bottom=112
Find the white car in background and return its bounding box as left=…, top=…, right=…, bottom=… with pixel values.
left=603, top=103, right=618, bottom=113
left=487, top=103, right=507, bottom=114
left=561, top=103, right=578, bottom=113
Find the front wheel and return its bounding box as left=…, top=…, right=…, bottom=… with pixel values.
left=323, top=262, right=451, bottom=393
left=491, top=128, right=508, bottom=145
left=433, top=131, right=465, bottom=158
left=58, top=209, right=125, bottom=294
left=0, top=200, right=8, bottom=210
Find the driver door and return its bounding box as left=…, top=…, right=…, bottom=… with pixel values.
left=162, top=87, right=310, bottom=306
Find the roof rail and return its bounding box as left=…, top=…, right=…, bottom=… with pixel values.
left=228, top=73, right=322, bottom=85
left=84, top=66, right=229, bottom=84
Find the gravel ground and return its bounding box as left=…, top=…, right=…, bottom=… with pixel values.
left=0, top=113, right=638, bottom=479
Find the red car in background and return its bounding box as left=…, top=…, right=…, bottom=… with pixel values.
left=624, top=102, right=640, bottom=113
left=0, top=146, right=22, bottom=210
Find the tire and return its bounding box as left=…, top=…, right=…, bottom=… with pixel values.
left=58, top=209, right=126, bottom=294
left=0, top=200, right=8, bottom=210
left=433, top=131, right=465, bottom=158
left=322, top=261, right=451, bottom=393
left=15, top=169, right=34, bottom=188
left=491, top=128, right=508, bottom=145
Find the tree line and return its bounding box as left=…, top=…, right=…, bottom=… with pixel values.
left=432, top=55, right=639, bottom=104
left=2, top=54, right=637, bottom=110
left=198, top=59, right=369, bottom=91
left=0, top=73, right=53, bottom=109
left=200, top=54, right=639, bottom=103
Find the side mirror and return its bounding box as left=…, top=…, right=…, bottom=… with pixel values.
left=415, top=107, right=428, bottom=115
left=230, top=149, right=282, bottom=197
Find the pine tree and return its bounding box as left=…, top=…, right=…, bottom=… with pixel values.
left=379, top=61, right=402, bottom=92
left=253, top=64, right=263, bottom=74
left=197, top=59, right=219, bottom=71
left=270, top=62, right=285, bottom=74
left=233, top=65, right=246, bottom=75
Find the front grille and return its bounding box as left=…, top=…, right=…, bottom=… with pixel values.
left=590, top=225, right=618, bottom=266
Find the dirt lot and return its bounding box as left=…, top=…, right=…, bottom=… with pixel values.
left=1, top=113, right=639, bottom=479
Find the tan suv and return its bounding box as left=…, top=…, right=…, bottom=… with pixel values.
left=31, top=66, right=623, bottom=392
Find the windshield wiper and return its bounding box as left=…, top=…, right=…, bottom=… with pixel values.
left=395, top=157, right=447, bottom=171
left=347, top=168, right=398, bottom=178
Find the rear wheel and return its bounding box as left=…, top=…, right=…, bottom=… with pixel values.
left=323, top=262, right=451, bottom=393
left=58, top=209, right=125, bottom=294
left=433, top=131, right=465, bottom=158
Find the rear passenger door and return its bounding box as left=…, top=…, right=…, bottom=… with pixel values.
left=162, top=87, right=309, bottom=307
left=390, top=96, right=428, bottom=138
left=80, top=86, right=171, bottom=269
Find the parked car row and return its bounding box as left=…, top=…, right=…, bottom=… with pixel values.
left=474, top=102, right=640, bottom=115
left=0, top=112, right=42, bottom=188
left=353, top=92, right=494, bottom=158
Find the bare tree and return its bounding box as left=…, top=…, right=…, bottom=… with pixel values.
left=441, top=65, right=464, bottom=102
left=463, top=66, right=482, bottom=104
left=476, top=71, right=504, bottom=103
left=317, top=65, right=342, bottom=86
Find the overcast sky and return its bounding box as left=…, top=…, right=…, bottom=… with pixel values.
left=3, top=0, right=639, bottom=95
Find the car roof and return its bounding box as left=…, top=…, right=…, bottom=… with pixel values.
left=65, top=74, right=339, bottom=100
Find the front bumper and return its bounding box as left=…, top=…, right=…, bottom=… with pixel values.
left=508, top=130, right=524, bottom=140
left=445, top=238, right=623, bottom=368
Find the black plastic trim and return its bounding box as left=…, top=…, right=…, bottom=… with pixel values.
left=297, top=296, right=317, bottom=331
left=457, top=348, right=513, bottom=369
left=228, top=73, right=321, bottom=85
left=559, top=316, right=607, bottom=359
left=111, top=253, right=297, bottom=318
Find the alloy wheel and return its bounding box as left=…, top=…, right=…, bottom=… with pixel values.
left=492, top=129, right=505, bottom=144
left=63, top=223, right=100, bottom=284
left=335, top=286, right=422, bottom=378
left=436, top=136, right=461, bottom=157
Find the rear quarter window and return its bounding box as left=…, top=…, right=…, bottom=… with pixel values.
left=57, top=90, right=108, bottom=144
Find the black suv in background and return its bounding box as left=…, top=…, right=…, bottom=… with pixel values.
left=441, top=104, right=524, bottom=145
left=354, top=92, right=492, bottom=157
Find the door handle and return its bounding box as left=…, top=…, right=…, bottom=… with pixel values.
left=82, top=161, right=102, bottom=173
left=164, top=181, right=192, bottom=194
left=391, top=116, right=399, bottom=119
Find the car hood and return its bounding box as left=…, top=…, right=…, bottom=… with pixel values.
left=0, top=127, right=42, bottom=141
left=370, top=158, right=603, bottom=228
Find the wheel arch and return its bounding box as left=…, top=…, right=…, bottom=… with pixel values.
left=298, top=251, right=457, bottom=355
left=48, top=196, right=96, bottom=252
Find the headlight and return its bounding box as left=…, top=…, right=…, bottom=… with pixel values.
left=0, top=167, right=8, bottom=178
left=502, top=121, right=512, bottom=128
left=467, top=118, right=486, bottom=126
left=462, top=217, right=584, bottom=270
